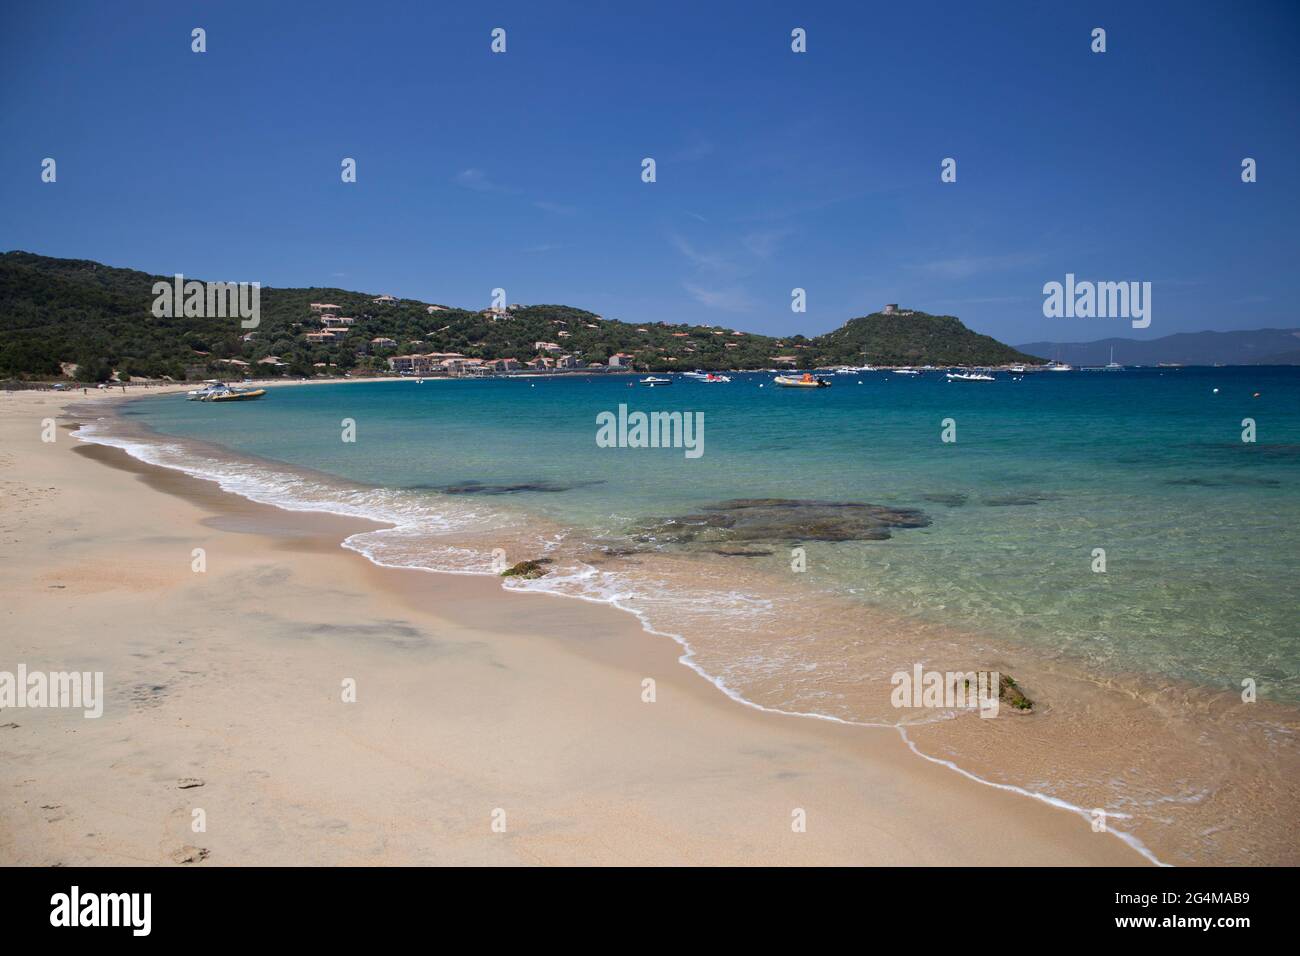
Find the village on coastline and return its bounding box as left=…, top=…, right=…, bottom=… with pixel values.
left=301, top=298, right=772, bottom=379
left=247, top=299, right=1057, bottom=382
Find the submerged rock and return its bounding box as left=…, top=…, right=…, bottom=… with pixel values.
left=501, top=558, right=553, bottom=579
left=437, top=479, right=603, bottom=495
left=631, top=498, right=930, bottom=548
left=982, top=492, right=1063, bottom=507
left=709, top=545, right=776, bottom=557
left=1165, top=475, right=1281, bottom=488
left=999, top=674, right=1033, bottom=712
left=921, top=493, right=968, bottom=507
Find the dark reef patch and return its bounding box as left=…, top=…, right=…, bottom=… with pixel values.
left=631, top=498, right=930, bottom=548
left=420, top=479, right=605, bottom=495
left=981, top=492, right=1063, bottom=507
left=921, top=493, right=968, bottom=507
left=1165, top=474, right=1281, bottom=488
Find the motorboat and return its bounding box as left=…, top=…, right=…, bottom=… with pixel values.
left=774, top=373, right=831, bottom=388
left=946, top=372, right=995, bottom=382
left=187, top=381, right=226, bottom=400
left=893, top=368, right=920, bottom=376
left=639, top=376, right=672, bottom=387
left=191, top=382, right=266, bottom=402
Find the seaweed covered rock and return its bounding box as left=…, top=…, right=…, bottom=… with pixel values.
left=500, top=558, right=553, bottom=579
left=999, top=674, right=1034, bottom=712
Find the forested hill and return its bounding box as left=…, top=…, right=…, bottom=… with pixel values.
left=0, top=251, right=1035, bottom=380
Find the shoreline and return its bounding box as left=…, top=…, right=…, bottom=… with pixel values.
left=0, top=387, right=1157, bottom=866
left=67, top=388, right=1187, bottom=862
left=42, top=377, right=1300, bottom=865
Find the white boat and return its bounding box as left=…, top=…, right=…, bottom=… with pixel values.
left=893, top=368, right=920, bottom=376
left=947, top=372, right=995, bottom=382
left=190, top=382, right=267, bottom=402
left=1105, top=347, right=1123, bottom=371
left=698, top=373, right=730, bottom=383
left=187, top=381, right=226, bottom=400
left=639, top=376, right=672, bottom=387
left=1046, top=361, right=1074, bottom=372
left=1009, top=365, right=1027, bottom=373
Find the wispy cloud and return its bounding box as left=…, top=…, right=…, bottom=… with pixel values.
left=454, top=169, right=574, bottom=214
left=670, top=227, right=791, bottom=315
left=454, top=168, right=513, bottom=193
left=741, top=228, right=791, bottom=260
left=670, top=234, right=738, bottom=276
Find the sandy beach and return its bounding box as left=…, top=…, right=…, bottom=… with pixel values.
left=0, top=387, right=1159, bottom=866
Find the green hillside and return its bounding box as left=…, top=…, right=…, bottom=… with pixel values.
left=817, top=310, right=1035, bottom=366
left=0, top=251, right=1036, bottom=380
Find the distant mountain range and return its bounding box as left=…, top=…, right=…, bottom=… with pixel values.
left=1017, top=328, right=1300, bottom=366
left=0, top=251, right=1034, bottom=380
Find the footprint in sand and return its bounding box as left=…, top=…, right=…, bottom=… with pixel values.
left=170, top=845, right=210, bottom=865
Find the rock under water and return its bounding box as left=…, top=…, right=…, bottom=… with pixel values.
left=631, top=498, right=930, bottom=547
left=981, top=492, right=1063, bottom=506
left=422, top=479, right=604, bottom=495
left=1165, top=474, right=1281, bottom=488
left=921, top=492, right=969, bottom=507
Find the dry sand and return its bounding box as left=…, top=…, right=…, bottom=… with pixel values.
left=0, top=388, right=1146, bottom=865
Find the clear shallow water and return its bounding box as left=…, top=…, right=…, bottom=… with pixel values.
left=120, top=368, right=1300, bottom=702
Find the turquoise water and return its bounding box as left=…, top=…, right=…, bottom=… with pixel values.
left=119, top=368, right=1300, bottom=701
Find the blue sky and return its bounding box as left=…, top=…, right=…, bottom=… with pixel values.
left=1, top=0, right=1296, bottom=344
